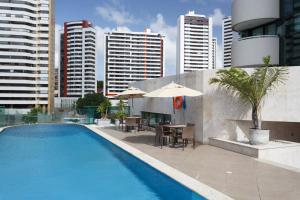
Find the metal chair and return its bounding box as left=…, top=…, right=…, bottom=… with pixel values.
left=182, top=125, right=196, bottom=150
left=155, top=125, right=169, bottom=148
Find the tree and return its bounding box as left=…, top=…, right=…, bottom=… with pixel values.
left=97, top=97, right=111, bottom=119
left=76, top=93, right=105, bottom=111
left=22, top=107, right=43, bottom=124
left=209, top=56, right=288, bottom=129
left=76, top=93, right=106, bottom=117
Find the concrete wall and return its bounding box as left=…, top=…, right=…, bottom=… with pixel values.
left=131, top=67, right=300, bottom=144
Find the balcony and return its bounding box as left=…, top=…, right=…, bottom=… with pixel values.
left=232, top=35, right=279, bottom=67
left=232, top=0, right=280, bottom=31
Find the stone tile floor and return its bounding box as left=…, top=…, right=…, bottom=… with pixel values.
left=97, top=126, right=300, bottom=200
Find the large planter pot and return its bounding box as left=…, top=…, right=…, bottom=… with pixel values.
left=249, top=129, right=270, bottom=145
left=97, top=119, right=111, bottom=126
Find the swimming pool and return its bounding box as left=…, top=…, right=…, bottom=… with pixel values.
left=0, top=124, right=205, bottom=200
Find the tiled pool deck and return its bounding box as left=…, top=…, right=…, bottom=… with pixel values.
left=96, top=126, right=300, bottom=200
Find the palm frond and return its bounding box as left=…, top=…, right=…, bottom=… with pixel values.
left=209, top=58, right=288, bottom=110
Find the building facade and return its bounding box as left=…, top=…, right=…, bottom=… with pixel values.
left=54, top=68, right=59, bottom=97
left=222, top=16, right=232, bottom=68
left=0, top=0, right=55, bottom=114
left=232, top=0, right=300, bottom=67
left=60, top=20, right=96, bottom=98
left=104, top=29, right=165, bottom=99
left=176, top=11, right=213, bottom=74
left=212, top=37, right=217, bottom=69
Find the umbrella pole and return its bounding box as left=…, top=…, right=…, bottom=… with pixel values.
left=131, top=97, right=134, bottom=116
left=172, top=97, right=175, bottom=114
left=172, top=97, right=175, bottom=124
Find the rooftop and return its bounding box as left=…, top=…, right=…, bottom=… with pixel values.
left=97, top=126, right=300, bottom=200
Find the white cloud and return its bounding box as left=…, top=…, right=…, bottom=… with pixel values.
left=181, top=0, right=230, bottom=5
left=210, top=8, right=225, bottom=27
left=150, top=14, right=177, bottom=75
left=55, top=24, right=62, bottom=69
left=96, top=2, right=137, bottom=25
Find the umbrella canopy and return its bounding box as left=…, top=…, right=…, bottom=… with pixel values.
left=116, top=87, right=146, bottom=98
left=144, top=82, right=202, bottom=98
left=115, top=87, right=146, bottom=116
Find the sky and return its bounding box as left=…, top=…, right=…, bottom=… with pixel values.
left=55, top=0, right=231, bottom=80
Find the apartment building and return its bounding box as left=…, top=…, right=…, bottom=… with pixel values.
left=60, top=20, right=96, bottom=98
left=212, top=37, right=217, bottom=69
left=0, top=0, right=55, bottom=114
left=232, top=0, right=300, bottom=67
left=104, top=28, right=164, bottom=100
left=222, top=16, right=232, bottom=68
left=176, top=11, right=213, bottom=74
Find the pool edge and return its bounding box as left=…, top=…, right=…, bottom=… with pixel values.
left=85, top=125, right=233, bottom=200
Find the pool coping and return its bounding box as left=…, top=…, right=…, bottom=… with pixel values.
left=85, top=125, right=233, bottom=200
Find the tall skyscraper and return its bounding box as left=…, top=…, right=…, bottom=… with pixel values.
left=176, top=11, right=213, bottom=74
left=104, top=28, right=164, bottom=100
left=232, top=0, right=300, bottom=67
left=60, top=20, right=96, bottom=98
left=222, top=16, right=232, bottom=68
left=212, top=37, right=217, bottom=69
left=0, top=0, right=55, bottom=114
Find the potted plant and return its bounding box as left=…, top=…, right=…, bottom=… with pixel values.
left=115, top=98, right=127, bottom=126
left=96, top=97, right=111, bottom=126
left=209, top=56, right=288, bottom=145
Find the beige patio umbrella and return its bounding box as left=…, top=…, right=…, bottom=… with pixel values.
left=144, top=82, right=202, bottom=98
left=116, top=87, right=146, bottom=115
left=144, top=82, right=203, bottom=120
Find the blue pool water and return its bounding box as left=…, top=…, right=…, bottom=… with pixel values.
left=0, top=124, right=205, bottom=200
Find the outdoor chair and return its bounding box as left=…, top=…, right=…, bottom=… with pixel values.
left=181, top=125, right=196, bottom=150
left=118, top=117, right=125, bottom=131
left=136, top=117, right=143, bottom=131
left=155, top=124, right=170, bottom=148
left=187, top=122, right=195, bottom=127
left=125, top=117, right=139, bottom=132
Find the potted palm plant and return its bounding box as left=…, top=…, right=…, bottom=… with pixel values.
left=96, top=97, right=112, bottom=126
left=97, top=97, right=111, bottom=119
left=115, top=98, right=127, bottom=126
left=209, top=56, right=288, bottom=145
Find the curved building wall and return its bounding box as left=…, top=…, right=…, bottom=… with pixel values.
left=232, top=0, right=280, bottom=31
left=232, top=36, right=280, bottom=67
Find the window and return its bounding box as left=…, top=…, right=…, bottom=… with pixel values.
left=252, top=27, right=263, bottom=36
left=265, top=23, right=277, bottom=35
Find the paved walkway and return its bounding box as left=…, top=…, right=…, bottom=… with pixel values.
left=98, top=126, right=300, bottom=200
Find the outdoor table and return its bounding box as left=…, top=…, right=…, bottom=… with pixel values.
left=163, top=124, right=186, bottom=129
left=125, top=117, right=142, bottom=131
left=162, top=124, right=186, bottom=147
